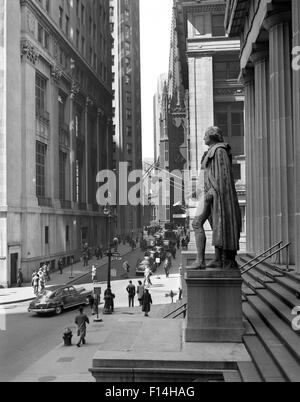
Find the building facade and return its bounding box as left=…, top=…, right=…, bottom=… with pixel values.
left=110, top=0, right=143, bottom=240
left=0, top=0, right=113, bottom=287
left=173, top=0, right=246, bottom=242
left=225, top=0, right=300, bottom=272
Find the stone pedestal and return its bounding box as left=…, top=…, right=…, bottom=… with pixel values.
left=185, top=269, right=244, bottom=343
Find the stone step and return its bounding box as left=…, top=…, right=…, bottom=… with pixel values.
left=242, top=273, right=265, bottom=291
left=242, top=285, right=256, bottom=296
left=273, top=276, right=300, bottom=297
left=265, top=282, right=300, bottom=310
left=255, top=288, right=298, bottom=328
left=223, top=371, right=242, bottom=382
left=243, top=335, right=285, bottom=382
left=243, top=303, right=300, bottom=382
left=246, top=267, right=275, bottom=285
left=236, top=361, right=263, bottom=383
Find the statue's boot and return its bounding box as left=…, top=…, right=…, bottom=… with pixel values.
left=188, top=228, right=206, bottom=270
left=207, top=247, right=223, bottom=268
left=223, top=250, right=239, bottom=270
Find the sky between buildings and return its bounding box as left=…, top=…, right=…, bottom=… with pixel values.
left=140, top=0, right=173, bottom=161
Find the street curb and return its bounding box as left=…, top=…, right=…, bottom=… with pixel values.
left=0, top=297, right=35, bottom=306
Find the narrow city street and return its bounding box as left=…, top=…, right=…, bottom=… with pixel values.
left=0, top=248, right=183, bottom=382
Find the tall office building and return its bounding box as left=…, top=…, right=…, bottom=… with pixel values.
left=110, top=0, right=143, bottom=239
left=0, top=0, right=113, bottom=287
left=173, top=0, right=246, bottom=241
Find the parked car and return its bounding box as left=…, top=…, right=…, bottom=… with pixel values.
left=28, top=285, right=93, bottom=316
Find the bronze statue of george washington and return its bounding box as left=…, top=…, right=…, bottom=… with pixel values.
left=190, top=126, right=242, bottom=270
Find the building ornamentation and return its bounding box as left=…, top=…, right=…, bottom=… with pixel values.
left=51, top=65, right=63, bottom=84
left=20, top=39, right=39, bottom=65
left=71, top=81, right=81, bottom=99
left=214, top=87, right=245, bottom=97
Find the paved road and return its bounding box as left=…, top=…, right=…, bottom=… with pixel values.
left=0, top=248, right=183, bottom=382
left=0, top=304, right=81, bottom=382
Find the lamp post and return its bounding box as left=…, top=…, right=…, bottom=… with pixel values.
left=103, top=203, right=113, bottom=315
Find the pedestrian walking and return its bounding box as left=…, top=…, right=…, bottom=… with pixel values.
left=123, top=261, right=130, bottom=274
left=113, top=237, right=119, bottom=253
left=38, top=269, right=45, bottom=293
left=142, top=289, right=153, bottom=317
left=58, top=257, right=63, bottom=275
left=45, top=263, right=51, bottom=282
left=17, top=269, right=23, bottom=287
left=91, top=265, right=97, bottom=283
left=75, top=306, right=90, bottom=347
left=32, top=271, right=39, bottom=295
left=137, top=281, right=145, bottom=306
left=126, top=281, right=136, bottom=307
left=164, top=258, right=171, bottom=278
left=144, top=265, right=152, bottom=287
left=104, top=288, right=115, bottom=313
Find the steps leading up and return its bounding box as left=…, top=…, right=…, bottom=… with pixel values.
left=239, top=255, right=300, bottom=382
left=243, top=335, right=285, bottom=382
left=243, top=302, right=300, bottom=382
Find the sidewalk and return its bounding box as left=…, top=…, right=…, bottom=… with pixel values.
left=10, top=274, right=183, bottom=382
left=0, top=244, right=135, bottom=306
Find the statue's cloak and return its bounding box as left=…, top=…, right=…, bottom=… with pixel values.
left=202, top=143, right=241, bottom=251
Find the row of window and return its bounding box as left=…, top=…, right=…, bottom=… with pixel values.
left=36, top=0, right=109, bottom=82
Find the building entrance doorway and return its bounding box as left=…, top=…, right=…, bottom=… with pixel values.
left=10, top=253, right=18, bottom=286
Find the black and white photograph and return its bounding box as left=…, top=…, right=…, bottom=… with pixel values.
left=0, top=0, right=300, bottom=388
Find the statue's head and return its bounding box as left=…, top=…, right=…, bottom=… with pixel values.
left=204, top=126, right=224, bottom=146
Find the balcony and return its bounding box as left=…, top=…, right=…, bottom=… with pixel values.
left=38, top=197, right=53, bottom=208
left=61, top=200, right=72, bottom=209
left=59, top=123, right=70, bottom=148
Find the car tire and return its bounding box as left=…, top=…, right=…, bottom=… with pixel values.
left=55, top=306, right=63, bottom=315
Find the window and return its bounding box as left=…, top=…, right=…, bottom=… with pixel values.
left=66, top=225, right=69, bottom=243
left=35, top=73, right=47, bottom=117
left=36, top=141, right=47, bottom=198
left=126, top=126, right=132, bottom=137
left=126, top=109, right=132, bottom=120
left=214, top=102, right=245, bottom=156
left=126, top=91, right=131, bottom=103
left=59, top=151, right=67, bottom=201
left=214, top=60, right=240, bottom=80
left=212, top=14, right=225, bottom=37
left=127, top=143, right=132, bottom=155
left=65, top=15, right=69, bottom=37
left=59, top=7, right=63, bottom=29
left=45, top=226, right=49, bottom=245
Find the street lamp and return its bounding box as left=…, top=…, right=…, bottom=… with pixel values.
left=103, top=203, right=113, bottom=315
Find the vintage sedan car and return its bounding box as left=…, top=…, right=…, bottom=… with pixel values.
left=153, top=246, right=166, bottom=261
left=28, top=285, right=93, bottom=316
left=136, top=257, right=156, bottom=276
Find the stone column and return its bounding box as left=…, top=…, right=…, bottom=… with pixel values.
left=242, top=68, right=255, bottom=253
left=250, top=48, right=271, bottom=253
left=84, top=98, right=90, bottom=206
left=292, top=0, right=300, bottom=273
left=188, top=56, right=214, bottom=174
left=69, top=87, right=75, bottom=204
left=96, top=108, right=103, bottom=175
left=264, top=12, right=295, bottom=263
